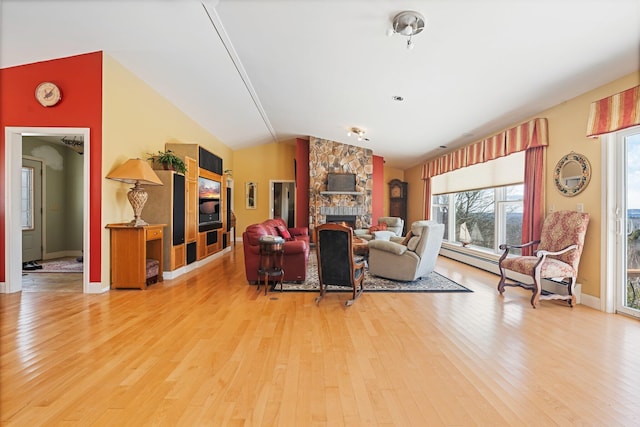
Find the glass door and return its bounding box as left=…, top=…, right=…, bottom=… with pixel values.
left=619, top=129, right=640, bottom=317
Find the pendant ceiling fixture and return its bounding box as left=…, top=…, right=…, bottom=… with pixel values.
left=347, top=127, right=369, bottom=142
left=61, top=135, right=84, bottom=154
left=387, top=10, right=426, bottom=50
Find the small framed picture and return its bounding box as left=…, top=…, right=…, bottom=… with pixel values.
left=246, top=182, right=257, bottom=209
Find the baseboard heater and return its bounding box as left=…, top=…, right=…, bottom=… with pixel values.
left=439, top=244, right=581, bottom=303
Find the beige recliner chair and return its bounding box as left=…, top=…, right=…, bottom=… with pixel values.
left=367, top=220, right=444, bottom=281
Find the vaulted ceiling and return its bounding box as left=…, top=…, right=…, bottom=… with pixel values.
left=2, top=0, right=639, bottom=168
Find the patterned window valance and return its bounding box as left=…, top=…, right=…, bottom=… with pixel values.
left=422, top=118, right=548, bottom=179
left=586, top=85, right=640, bottom=138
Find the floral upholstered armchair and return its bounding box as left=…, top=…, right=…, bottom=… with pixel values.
left=498, top=210, right=589, bottom=308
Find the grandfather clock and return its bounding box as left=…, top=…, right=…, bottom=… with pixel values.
left=389, top=179, right=408, bottom=235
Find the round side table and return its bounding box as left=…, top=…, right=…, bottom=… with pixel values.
left=258, top=236, right=285, bottom=295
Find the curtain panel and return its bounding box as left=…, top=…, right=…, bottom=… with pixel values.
left=521, top=146, right=545, bottom=256
left=586, top=85, right=640, bottom=137
left=421, top=118, right=548, bottom=179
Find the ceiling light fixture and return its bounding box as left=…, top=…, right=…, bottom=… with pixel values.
left=347, top=127, right=369, bottom=142
left=387, top=10, right=426, bottom=50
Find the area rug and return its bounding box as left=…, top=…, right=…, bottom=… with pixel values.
left=273, top=253, right=472, bottom=293
left=23, top=257, right=83, bottom=273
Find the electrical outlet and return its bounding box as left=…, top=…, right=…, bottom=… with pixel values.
left=577, top=203, right=584, bottom=213
left=549, top=204, right=555, bottom=213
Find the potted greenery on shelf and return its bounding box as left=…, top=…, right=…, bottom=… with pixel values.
left=147, top=150, right=187, bottom=174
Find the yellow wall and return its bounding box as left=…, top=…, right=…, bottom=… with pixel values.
left=383, top=166, right=404, bottom=216
left=542, top=72, right=638, bottom=298
left=405, top=71, right=640, bottom=299
left=404, top=165, right=426, bottom=226
left=231, top=140, right=296, bottom=233
left=102, top=54, right=233, bottom=284
left=100, top=50, right=638, bottom=300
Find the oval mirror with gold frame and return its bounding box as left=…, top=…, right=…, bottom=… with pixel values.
left=553, top=152, right=591, bottom=197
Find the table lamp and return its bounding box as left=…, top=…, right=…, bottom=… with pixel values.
left=106, top=158, right=163, bottom=226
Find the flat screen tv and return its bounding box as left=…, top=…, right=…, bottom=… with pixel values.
left=199, top=176, right=221, bottom=228
left=327, top=173, right=356, bottom=192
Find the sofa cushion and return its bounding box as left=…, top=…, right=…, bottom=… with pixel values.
left=407, top=236, right=421, bottom=251
left=275, top=225, right=292, bottom=240
left=244, top=223, right=269, bottom=246
left=369, top=222, right=388, bottom=233
left=400, top=231, right=414, bottom=246
left=368, top=240, right=407, bottom=255
left=411, top=220, right=435, bottom=236
left=373, top=230, right=394, bottom=241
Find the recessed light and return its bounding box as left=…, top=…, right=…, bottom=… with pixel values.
left=392, top=95, right=404, bottom=102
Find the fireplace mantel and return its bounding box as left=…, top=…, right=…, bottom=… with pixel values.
left=320, top=191, right=364, bottom=196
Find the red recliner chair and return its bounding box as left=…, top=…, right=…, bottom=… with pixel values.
left=242, top=218, right=310, bottom=284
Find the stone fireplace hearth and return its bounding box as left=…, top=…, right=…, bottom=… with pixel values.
left=309, top=137, right=373, bottom=231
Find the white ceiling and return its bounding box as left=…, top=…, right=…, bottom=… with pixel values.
left=2, top=0, right=639, bottom=169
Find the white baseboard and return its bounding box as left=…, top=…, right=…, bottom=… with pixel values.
left=86, top=281, right=109, bottom=294
left=162, top=246, right=232, bottom=280
left=578, top=293, right=600, bottom=310
left=43, top=250, right=83, bottom=260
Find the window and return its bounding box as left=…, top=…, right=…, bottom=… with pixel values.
left=21, top=166, right=34, bottom=230
left=431, top=194, right=449, bottom=240
left=432, top=184, right=523, bottom=255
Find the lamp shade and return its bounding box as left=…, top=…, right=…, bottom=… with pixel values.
left=106, top=158, right=163, bottom=186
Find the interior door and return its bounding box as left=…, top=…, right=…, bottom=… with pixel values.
left=22, top=158, right=43, bottom=263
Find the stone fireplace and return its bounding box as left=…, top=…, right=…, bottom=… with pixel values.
left=309, top=137, right=373, bottom=231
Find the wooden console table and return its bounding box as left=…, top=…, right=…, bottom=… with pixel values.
left=106, top=223, right=166, bottom=289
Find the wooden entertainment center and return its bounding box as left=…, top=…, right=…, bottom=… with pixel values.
left=143, top=143, right=231, bottom=276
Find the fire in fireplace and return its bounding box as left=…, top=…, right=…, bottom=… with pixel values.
left=325, top=215, right=356, bottom=229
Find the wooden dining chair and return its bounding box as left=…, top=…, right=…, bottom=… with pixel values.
left=315, top=223, right=365, bottom=306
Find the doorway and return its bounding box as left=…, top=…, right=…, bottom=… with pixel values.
left=616, top=128, right=640, bottom=317
left=270, top=180, right=296, bottom=227
left=603, top=125, right=640, bottom=318
left=4, top=127, right=90, bottom=294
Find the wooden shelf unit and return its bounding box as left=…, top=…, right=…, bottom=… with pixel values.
left=106, top=223, right=165, bottom=290
left=144, top=170, right=186, bottom=271
left=185, top=156, right=198, bottom=245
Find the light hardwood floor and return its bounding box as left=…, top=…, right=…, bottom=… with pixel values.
left=21, top=271, right=83, bottom=292
left=2, top=244, right=640, bottom=426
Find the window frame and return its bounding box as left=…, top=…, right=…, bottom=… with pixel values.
left=432, top=183, right=524, bottom=255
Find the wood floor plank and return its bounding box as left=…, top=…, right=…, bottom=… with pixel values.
left=2, top=244, right=640, bottom=426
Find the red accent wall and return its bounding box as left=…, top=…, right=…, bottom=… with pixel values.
left=0, top=52, right=103, bottom=283
left=295, top=138, right=310, bottom=228
left=372, top=155, right=384, bottom=223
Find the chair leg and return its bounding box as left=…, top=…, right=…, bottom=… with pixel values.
left=345, top=281, right=364, bottom=306
left=497, top=267, right=507, bottom=295
left=531, top=273, right=542, bottom=309
left=315, top=283, right=325, bottom=304
left=567, top=277, right=576, bottom=307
